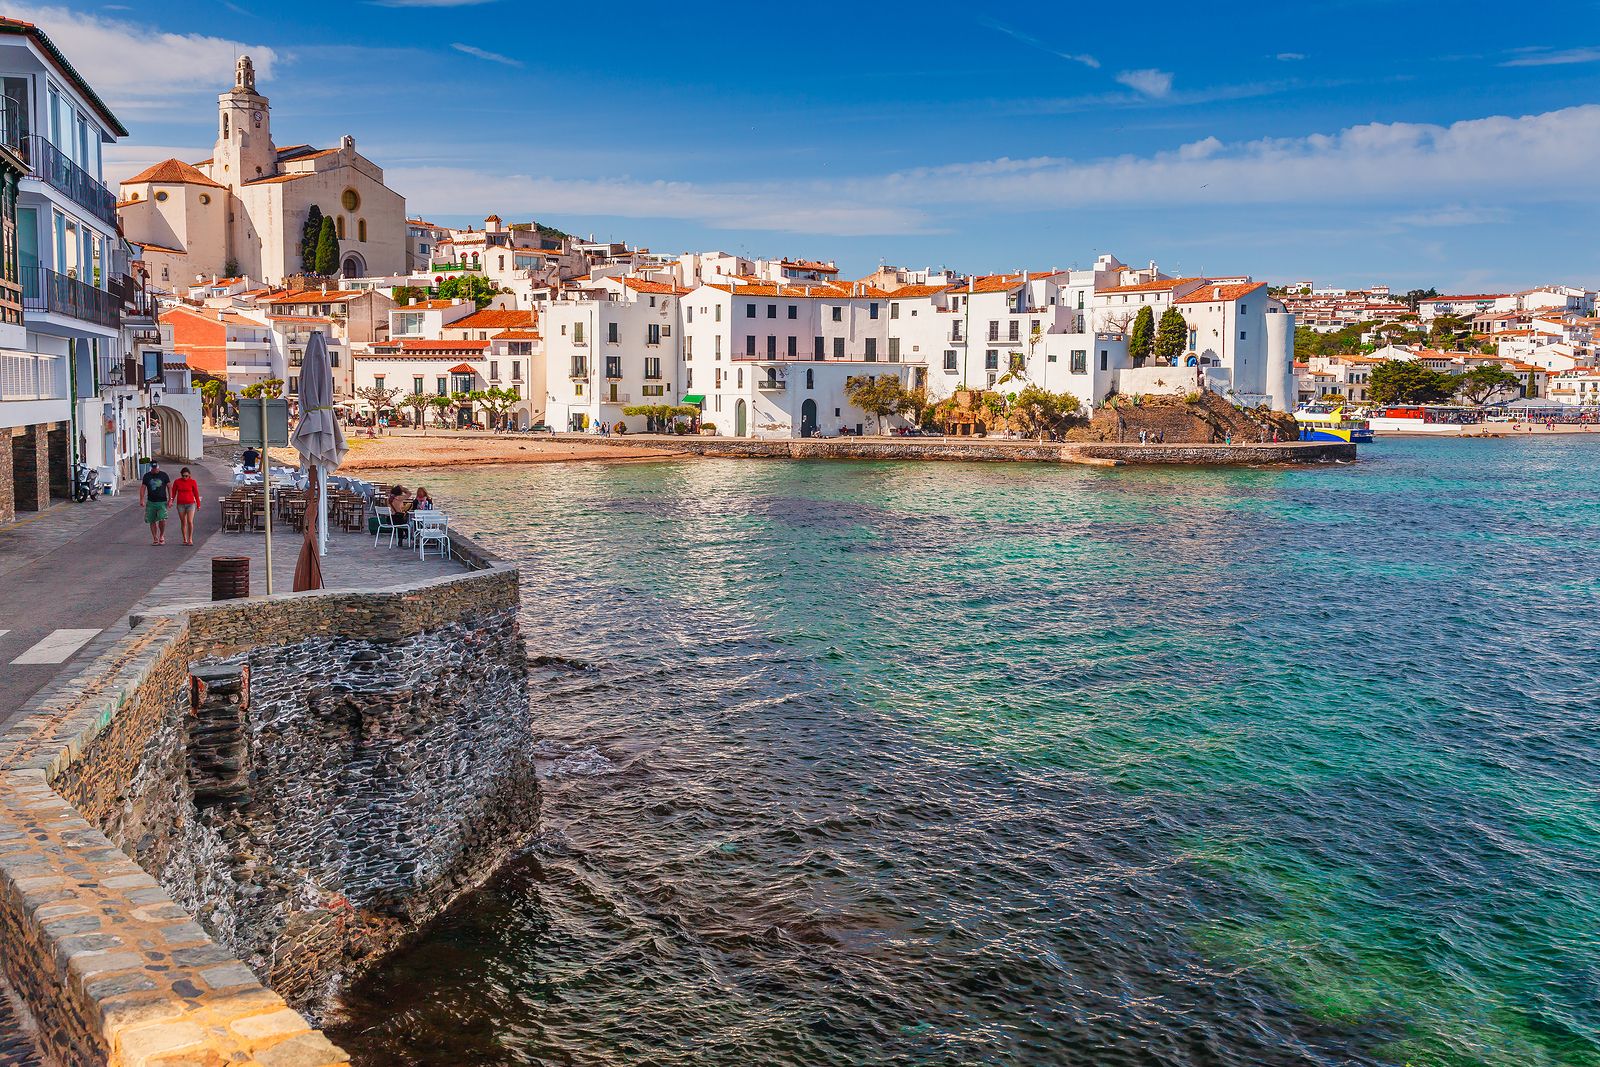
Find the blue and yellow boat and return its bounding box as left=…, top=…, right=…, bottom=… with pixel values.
left=1295, top=406, right=1374, bottom=443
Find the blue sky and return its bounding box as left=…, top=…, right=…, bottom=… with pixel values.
left=29, top=0, right=1600, bottom=289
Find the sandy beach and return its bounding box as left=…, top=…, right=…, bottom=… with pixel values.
left=211, top=427, right=687, bottom=470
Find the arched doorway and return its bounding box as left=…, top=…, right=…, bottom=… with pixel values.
left=800, top=399, right=818, bottom=438
left=340, top=251, right=367, bottom=279
left=734, top=399, right=747, bottom=437
left=150, top=404, right=201, bottom=462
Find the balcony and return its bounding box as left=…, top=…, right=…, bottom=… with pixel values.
left=0, top=350, right=67, bottom=401
left=0, top=98, right=23, bottom=166
left=21, top=266, right=120, bottom=330
left=568, top=360, right=589, bottom=378
left=22, top=136, right=117, bottom=228
left=757, top=373, right=787, bottom=390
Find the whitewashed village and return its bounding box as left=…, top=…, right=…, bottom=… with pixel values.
left=4, top=26, right=1599, bottom=521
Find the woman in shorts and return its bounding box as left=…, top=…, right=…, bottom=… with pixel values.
left=172, top=467, right=202, bottom=546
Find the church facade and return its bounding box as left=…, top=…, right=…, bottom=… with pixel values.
left=117, top=57, right=405, bottom=289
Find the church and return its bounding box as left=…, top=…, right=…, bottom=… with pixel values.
left=118, top=57, right=406, bottom=288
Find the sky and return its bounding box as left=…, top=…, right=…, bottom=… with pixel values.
left=24, top=0, right=1600, bottom=289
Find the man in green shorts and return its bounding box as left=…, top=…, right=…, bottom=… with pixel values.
left=140, top=461, right=172, bottom=545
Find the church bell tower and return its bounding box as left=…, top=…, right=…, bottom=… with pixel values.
left=214, top=56, right=275, bottom=185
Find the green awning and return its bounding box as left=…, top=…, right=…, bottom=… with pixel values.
left=680, top=394, right=705, bottom=406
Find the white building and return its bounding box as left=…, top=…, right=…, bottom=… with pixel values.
left=543, top=277, right=687, bottom=432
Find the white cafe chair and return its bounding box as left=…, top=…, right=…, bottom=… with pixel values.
left=413, top=511, right=451, bottom=561
left=373, top=505, right=402, bottom=548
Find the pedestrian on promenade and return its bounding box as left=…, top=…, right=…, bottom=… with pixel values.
left=140, top=461, right=172, bottom=546
left=241, top=445, right=260, bottom=472
left=172, top=467, right=202, bottom=546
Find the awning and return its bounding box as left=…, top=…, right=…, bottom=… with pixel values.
left=680, top=394, right=705, bottom=406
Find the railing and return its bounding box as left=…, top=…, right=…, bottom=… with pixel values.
left=22, top=135, right=117, bottom=227
left=0, top=98, right=23, bottom=160
left=0, top=350, right=66, bottom=401
left=569, top=360, right=588, bottom=378
left=757, top=375, right=786, bottom=390
left=20, top=265, right=120, bottom=329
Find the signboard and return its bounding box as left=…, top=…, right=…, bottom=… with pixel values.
left=238, top=398, right=290, bottom=447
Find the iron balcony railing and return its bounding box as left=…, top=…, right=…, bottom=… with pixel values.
left=0, top=98, right=23, bottom=162
left=21, top=265, right=121, bottom=329
left=22, top=135, right=117, bottom=228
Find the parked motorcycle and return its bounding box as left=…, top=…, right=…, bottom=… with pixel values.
left=72, top=463, right=102, bottom=503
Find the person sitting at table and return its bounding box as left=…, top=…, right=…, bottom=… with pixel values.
left=413, top=487, right=435, bottom=511
left=387, top=485, right=412, bottom=544
left=241, top=446, right=260, bottom=473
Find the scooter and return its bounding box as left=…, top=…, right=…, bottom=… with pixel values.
left=72, top=462, right=102, bottom=503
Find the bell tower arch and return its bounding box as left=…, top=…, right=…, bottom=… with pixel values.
left=213, top=55, right=275, bottom=185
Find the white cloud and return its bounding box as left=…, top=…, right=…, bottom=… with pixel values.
left=4, top=3, right=276, bottom=117
left=387, top=105, right=1600, bottom=237
left=1116, top=69, right=1174, bottom=97
left=371, top=0, right=497, bottom=5
left=1276, top=52, right=1305, bottom=61
left=977, top=18, right=1099, bottom=69
left=1394, top=206, right=1510, bottom=228
left=450, top=43, right=522, bottom=67
left=1501, top=46, right=1600, bottom=67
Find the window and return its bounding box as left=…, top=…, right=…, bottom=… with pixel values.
left=489, top=361, right=499, bottom=380
left=199, top=194, right=211, bottom=205
left=746, top=303, right=756, bottom=318
left=1240, top=304, right=1247, bottom=315
left=642, top=384, right=665, bottom=397
left=575, top=382, right=584, bottom=396
left=574, top=322, right=585, bottom=344
left=155, top=191, right=168, bottom=202
left=737, top=368, right=744, bottom=387
left=607, top=322, right=619, bottom=343
left=888, top=338, right=901, bottom=361
left=1070, top=350, right=1086, bottom=374
left=342, top=188, right=361, bottom=212
left=1047, top=352, right=1057, bottom=363
left=944, top=350, right=957, bottom=372
left=358, top=219, right=367, bottom=243
left=1240, top=331, right=1247, bottom=340
left=436, top=376, right=448, bottom=394
left=988, top=321, right=999, bottom=341
left=833, top=337, right=844, bottom=359
left=890, top=303, right=900, bottom=320
left=1009, top=321, right=1020, bottom=342
left=648, top=323, right=662, bottom=345
left=806, top=368, right=814, bottom=389
left=605, top=356, right=622, bottom=378
left=864, top=338, right=877, bottom=361
left=1100, top=350, right=1108, bottom=371
left=686, top=369, right=693, bottom=388
left=645, top=356, right=662, bottom=379
left=985, top=350, right=999, bottom=370
left=787, top=305, right=797, bottom=320
left=715, top=336, right=722, bottom=359
left=767, top=336, right=777, bottom=357
left=787, top=336, right=797, bottom=358
left=767, top=304, right=777, bottom=318
left=336, top=216, right=345, bottom=239
left=288, top=376, right=299, bottom=395
left=512, top=360, right=522, bottom=380
left=746, top=335, right=756, bottom=356
left=814, top=336, right=825, bottom=360
left=832, top=306, right=842, bottom=322
left=869, top=302, right=879, bottom=319
left=715, top=304, right=722, bottom=322
left=685, top=336, right=694, bottom=358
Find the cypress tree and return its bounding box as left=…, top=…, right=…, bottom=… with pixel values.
left=1128, top=306, right=1155, bottom=365
left=1154, top=307, right=1189, bottom=366
left=314, top=216, right=340, bottom=276
left=301, top=206, right=324, bottom=271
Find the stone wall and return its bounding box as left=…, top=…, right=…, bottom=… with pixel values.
left=0, top=536, right=535, bottom=1065
left=593, top=434, right=1355, bottom=466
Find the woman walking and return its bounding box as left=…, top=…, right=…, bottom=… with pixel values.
left=172, top=467, right=202, bottom=546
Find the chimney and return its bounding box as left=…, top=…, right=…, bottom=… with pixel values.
left=1213, top=286, right=1222, bottom=300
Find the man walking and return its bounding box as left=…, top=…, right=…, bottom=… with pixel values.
left=140, top=460, right=172, bottom=545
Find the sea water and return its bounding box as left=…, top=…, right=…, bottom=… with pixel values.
left=329, top=437, right=1600, bottom=1066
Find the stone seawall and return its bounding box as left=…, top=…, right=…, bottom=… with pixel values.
left=591, top=435, right=1356, bottom=466
left=0, top=536, right=535, bottom=1065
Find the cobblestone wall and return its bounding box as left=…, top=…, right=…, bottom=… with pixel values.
left=0, top=538, right=535, bottom=1065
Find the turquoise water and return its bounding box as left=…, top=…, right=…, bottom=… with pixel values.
left=330, top=438, right=1600, bottom=1066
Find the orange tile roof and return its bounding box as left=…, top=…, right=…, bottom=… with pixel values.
left=379, top=339, right=491, bottom=353
left=1420, top=294, right=1507, bottom=302
left=491, top=329, right=541, bottom=340
left=270, top=290, right=363, bottom=304
left=448, top=363, right=477, bottom=374
left=1100, top=277, right=1202, bottom=294
left=121, top=158, right=224, bottom=189
left=394, top=299, right=462, bottom=312
left=887, top=284, right=950, bottom=298
left=449, top=308, right=538, bottom=328
left=709, top=280, right=892, bottom=299
left=1175, top=281, right=1267, bottom=304
left=622, top=278, right=692, bottom=295
left=135, top=241, right=186, bottom=255
left=779, top=259, right=840, bottom=274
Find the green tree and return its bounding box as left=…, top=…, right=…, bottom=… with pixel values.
left=238, top=379, right=284, bottom=399
left=357, top=384, right=403, bottom=419
left=470, top=386, right=521, bottom=430
left=1368, top=359, right=1457, bottom=406
left=1128, top=305, right=1155, bottom=366
left=436, top=274, right=505, bottom=310
left=844, top=374, right=906, bottom=434
left=198, top=378, right=227, bottom=425
left=313, top=216, right=339, bottom=276
left=401, top=391, right=432, bottom=431
left=1008, top=385, right=1083, bottom=439
left=1454, top=364, right=1523, bottom=406
left=897, top=384, right=933, bottom=428
left=300, top=206, right=323, bottom=272
left=1403, top=287, right=1440, bottom=312
left=390, top=284, right=426, bottom=305
left=429, top=393, right=459, bottom=428
left=1154, top=307, right=1188, bottom=365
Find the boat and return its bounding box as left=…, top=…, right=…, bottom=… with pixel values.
left=1366, top=405, right=1479, bottom=436
left=1294, top=406, right=1374, bottom=443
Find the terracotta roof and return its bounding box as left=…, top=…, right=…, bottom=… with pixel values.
left=135, top=241, right=186, bottom=255
left=1101, top=277, right=1203, bottom=294
left=449, top=308, right=537, bottom=329
left=269, top=290, right=362, bottom=304
left=491, top=329, right=540, bottom=340
left=779, top=259, right=840, bottom=274
left=220, top=314, right=265, bottom=327
left=887, top=284, right=949, bottom=298
left=0, top=18, right=127, bottom=136
left=708, top=280, right=892, bottom=299
left=242, top=173, right=309, bottom=186
left=622, top=278, right=691, bottom=296
left=1420, top=294, right=1507, bottom=302
left=376, top=339, right=491, bottom=353
left=275, top=144, right=312, bottom=156
left=121, top=159, right=224, bottom=189
left=267, top=315, right=335, bottom=324
left=1175, top=281, right=1267, bottom=304
left=448, top=363, right=477, bottom=374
